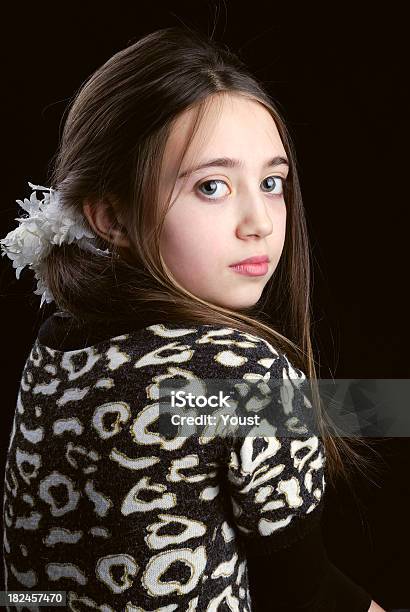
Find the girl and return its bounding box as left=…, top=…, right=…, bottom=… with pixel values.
left=1, top=26, right=386, bottom=611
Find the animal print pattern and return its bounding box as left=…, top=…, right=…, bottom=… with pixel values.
left=2, top=322, right=326, bottom=611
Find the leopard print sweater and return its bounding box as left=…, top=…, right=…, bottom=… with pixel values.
left=3, top=320, right=326, bottom=611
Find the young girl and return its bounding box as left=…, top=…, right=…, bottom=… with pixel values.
left=1, top=26, right=386, bottom=611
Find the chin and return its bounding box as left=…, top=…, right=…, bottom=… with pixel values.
left=213, top=292, right=263, bottom=311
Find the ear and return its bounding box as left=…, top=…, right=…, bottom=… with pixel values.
left=82, top=196, right=131, bottom=249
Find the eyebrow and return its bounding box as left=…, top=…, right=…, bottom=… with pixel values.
left=177, top=155, right=289, bottom=180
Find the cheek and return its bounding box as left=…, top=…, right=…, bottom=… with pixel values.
left=275, top=203, right=287, bottom=239
left=267, top=204, right=287, bottom=257
left=160, top=208, right=223, bottom=274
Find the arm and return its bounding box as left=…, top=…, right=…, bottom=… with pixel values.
left=223, top=341, right=377, bottom=610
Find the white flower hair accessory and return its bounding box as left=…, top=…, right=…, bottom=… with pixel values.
left=0, top=181, right=111, bottom=308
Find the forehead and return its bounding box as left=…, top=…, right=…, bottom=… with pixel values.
left=161, top=94, right=286, bottom=179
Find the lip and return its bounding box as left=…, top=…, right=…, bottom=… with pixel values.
left=229, top=255, right=270, bottom=266
left=229, top=255, right=270, bottom=277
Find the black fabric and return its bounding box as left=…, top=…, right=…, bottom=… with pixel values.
left=246, top=521, right=372, bottom=611
left=38, top=312, right=193, bottom=351
left=37, top=311, right=144, bottom=351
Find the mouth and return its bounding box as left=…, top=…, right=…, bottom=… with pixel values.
left=230, top=255, right=270, bottom=266
left=229, top=255, right=270, bottom=277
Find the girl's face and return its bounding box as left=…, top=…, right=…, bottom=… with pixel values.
left=159, top=94, right=289, bottom=310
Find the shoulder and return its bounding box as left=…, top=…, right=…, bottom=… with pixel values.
left=142, top=322, right=318, bottom=436
left=129, top=324, right=311, bottom=426
left=141, top=321, right=301, bottom=378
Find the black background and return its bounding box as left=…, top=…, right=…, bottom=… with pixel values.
left=1, top=2, right=409, bottom=608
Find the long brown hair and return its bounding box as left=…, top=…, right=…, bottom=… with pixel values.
left=42, top=26, right=384, bottom=494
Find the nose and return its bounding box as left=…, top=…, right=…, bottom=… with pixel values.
left=235, top=188, right=275, bottom=239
